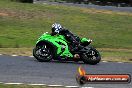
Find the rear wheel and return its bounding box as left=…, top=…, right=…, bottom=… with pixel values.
left=33, top=44, right=53, bottom=62
left=81, top=46, right=101, bottom=65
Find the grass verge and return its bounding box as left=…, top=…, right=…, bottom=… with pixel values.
left=0, top=1, right=132, bottom=63
left=0, top=0, right=132, bottom=49
left=0, top=48, right=132, bottom=63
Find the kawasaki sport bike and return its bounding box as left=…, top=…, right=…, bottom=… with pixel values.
left=33, top=32, right=101, bottom=65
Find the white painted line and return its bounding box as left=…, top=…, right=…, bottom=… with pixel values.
left=0, top=54, right=2, bottom=55
left=12, top=55, right=18, bottom=56
left=0, top=82, right=3, bottom=83
left=4, top=83, right=23, bottom=85
left=43, top=3, right=47, bottom=4
left=48, top=85, right=63, bottom=87
left=102, top=61, right=108, bottom=62
left=65, top=86, right=79, bottom=88
left=117, top=62, right=123, bottom=63
left=81, top=87, right=94, bottom=88
left=29, top=56, right=34, bottom=57
left=28, top=84, right=46, bottom=86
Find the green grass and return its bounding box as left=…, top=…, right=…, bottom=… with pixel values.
left=0, top=0, right=132, bottom=48
left=99, top=48, right=132, bottom=62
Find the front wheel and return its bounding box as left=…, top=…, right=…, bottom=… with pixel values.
left=33, top=44, right=53, bottom=62
left=80, top=46, right=101, bottom=65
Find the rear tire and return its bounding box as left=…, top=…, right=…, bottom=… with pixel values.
left=33, top=44, right=53, bottom=62
left=81, top=46, right=101, bottom=65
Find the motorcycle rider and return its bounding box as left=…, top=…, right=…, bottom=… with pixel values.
left=51, top=23, right=83, bottom=52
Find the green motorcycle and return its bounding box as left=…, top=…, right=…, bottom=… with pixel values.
left=33, top=32, right=101, bottom=65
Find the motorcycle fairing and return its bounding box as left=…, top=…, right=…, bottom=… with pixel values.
left=36, top=32, right=73, bottom=58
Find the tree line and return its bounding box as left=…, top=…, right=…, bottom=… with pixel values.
left=55, top=0, right=132, bottom=6
left=11, top=0, right=132, bottom=6
left=11, top=0, right=33, bottom=3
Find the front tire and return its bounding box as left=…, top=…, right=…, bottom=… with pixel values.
left=81, top=46, right=101, bottom=65
left=33, top=44, right=53, bottom=62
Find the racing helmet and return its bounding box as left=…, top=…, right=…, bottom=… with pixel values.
left=52, top=23, right=63, bottom=34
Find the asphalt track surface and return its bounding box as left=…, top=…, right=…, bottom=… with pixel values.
left=34, top=1, right=132, bottom=13
left=0, top=55, right=132, bottom=88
